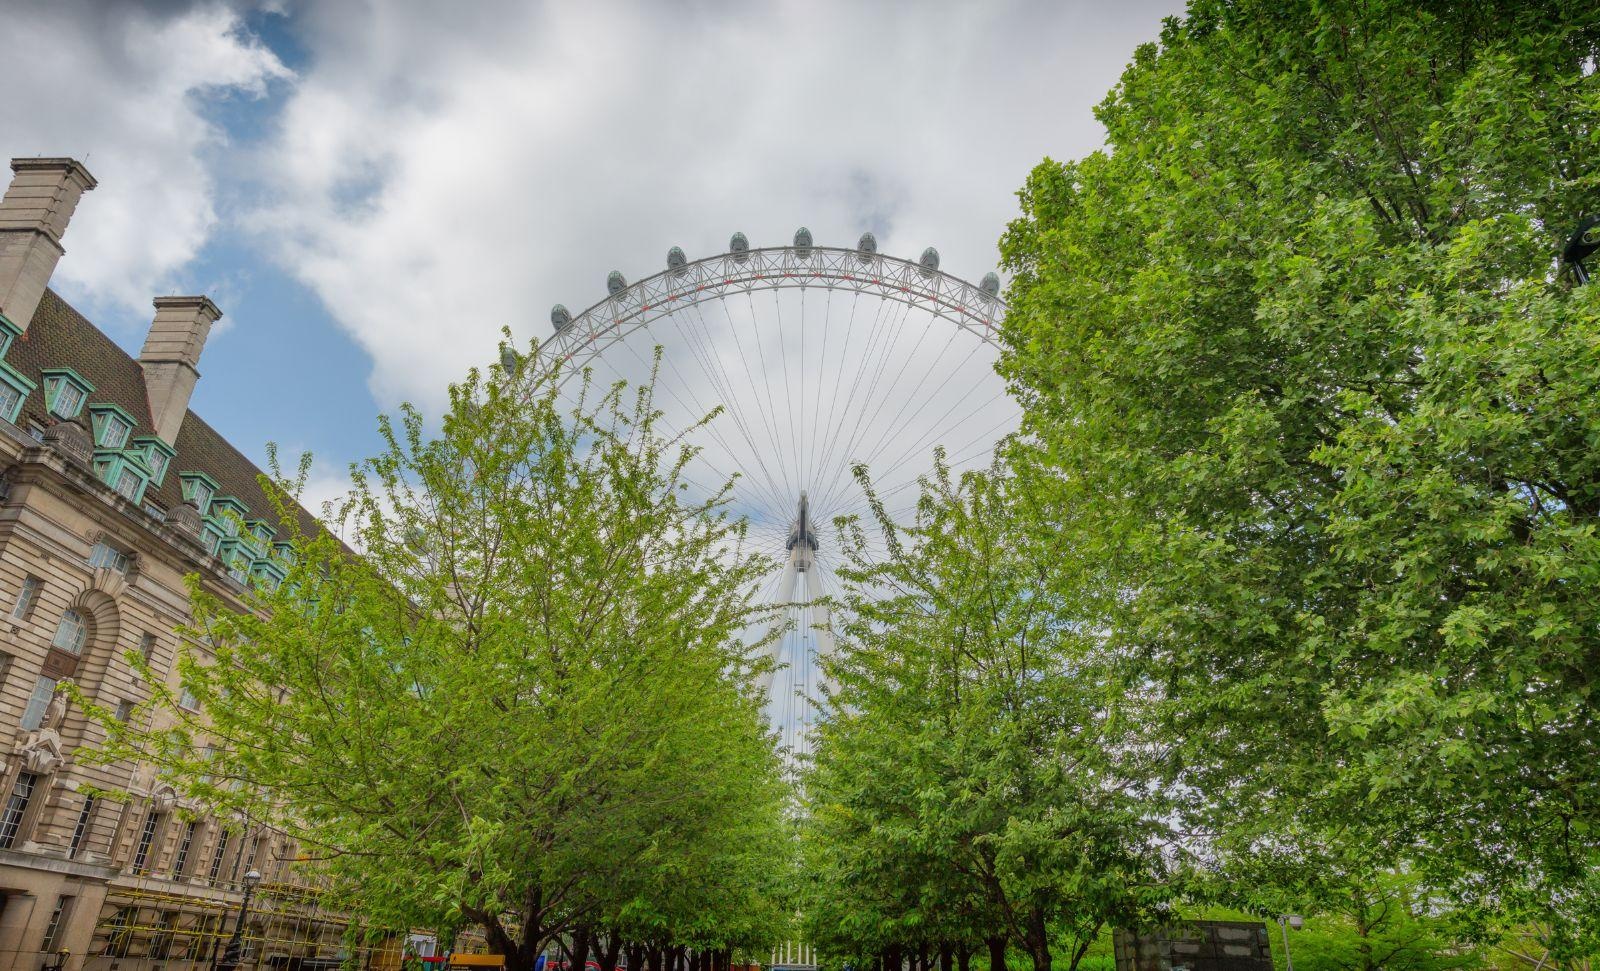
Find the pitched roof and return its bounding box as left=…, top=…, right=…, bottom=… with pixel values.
left=8, top=288, right=321, bottom=538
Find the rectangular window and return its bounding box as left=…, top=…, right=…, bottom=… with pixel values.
left=139, top=632, right=157, bottom=661
left=173, top=819, right=198, bottom=875
left=26, top=423, right=44, bottom=442
left=185, top=478, right=215, bottom=513
left=149, top=911, right=178, bottom=960
left=113, top=699, right=133, bottom=723
left=0, top=383, right=19, bottom=424
left=102, top=906, right=134, bottom=957
left=113, top=467, right=142, bottom=501
left=208, top=829, right=231, bottom=883
left=68, top=794, right=96, bottom=857
left=147, top=450, right=169, bottom=482
left=93, top=412, right=130, bottom=449
left=40, top=895, right=72, bottom=952
left=11, top=575, right=39, bottom=620
left=20, top=676, right=57, bottom=730
left=131, top=809, right=161, bottom=873
left=143, top=502, right=165, bottom=521
left=0, top=772, right=37, bottom=848
left=47, top=381, right=83, bottom=419
left=50, top=611, right=86, bottom=654
left=179, top=686, right=199, bottom=712
left=187, top=915, right=218, bottom=960
left=88, top=541, right=130, bottom=574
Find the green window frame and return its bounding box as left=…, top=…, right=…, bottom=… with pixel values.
left=179, top=472, right=220, bottom=515
left=130, top=438, right=176, bottom=487
left=0, top=313, right=20, bottom=358
left=89, top=403, right=137, bottom=449
left=0, top=361, right=35, bottom=424
left=217, top=538, right=252, bottom=584
left=210, top=496, right=248, bottom=536
left=92, top=450, right=151, bottom=505
left=40, top=368, right=94, bottom=420
left=250, top=557, right=287, bottom=592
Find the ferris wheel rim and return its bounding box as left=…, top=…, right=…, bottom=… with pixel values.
left=535, top=243, right=1006, bottom=371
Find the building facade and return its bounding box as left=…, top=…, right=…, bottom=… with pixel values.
left=0, top=158, right=370, bottom=969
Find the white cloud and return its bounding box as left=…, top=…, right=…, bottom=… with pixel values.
left=252, top=0, right=1181, bottom=409
left=0, top=1, right=289, bottom=321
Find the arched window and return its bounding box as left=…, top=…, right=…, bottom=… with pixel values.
left=51, top=609, right=87, bottom=654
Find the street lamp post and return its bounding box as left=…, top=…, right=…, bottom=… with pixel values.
left=1275, top=915, right=1303, bottom=971
left=215, top=868, right=263, bottom=971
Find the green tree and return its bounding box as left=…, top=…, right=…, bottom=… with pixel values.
left=87, top=347, right=788, bottom=971
left=999, top=0, right=1600, bottom=952
left=800, top=458, right=1170, bottom=971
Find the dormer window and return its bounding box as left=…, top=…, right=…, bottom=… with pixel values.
left=0, top=315, right=19, bottom=359
left=210, top=496, right=248, bottom=535
left=131, top=438, right=175, bottom=486
left=0, top=362, right=34, bottom=424
left=180, top=473, right=220, bottom=515
left=41, top=368, right=94, bottom=420
left=93, top=450, right=151, bottom=504
left=89, top=405, right=136, bottom=449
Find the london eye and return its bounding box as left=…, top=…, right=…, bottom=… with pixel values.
left=533, top=229, right=1016, bottom=767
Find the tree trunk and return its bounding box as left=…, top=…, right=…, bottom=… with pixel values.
left=1023, top=907, right=1051, bottom=971
left=986, top=937, right=1007, bottom=971
left=572, top=927, right=595, bottom=971
left=940, top=943, right=953, bottom=971
left=887, top=943, right=904, bottom=971
left=600, top=933, right=623, bottom=971
left=957, top=943, right=973, bottom=971
left=647, top=945, right=663, bottom=971
left=919, top=943, right=932, bottom=971
left=626, top=944, right=644, bottom=971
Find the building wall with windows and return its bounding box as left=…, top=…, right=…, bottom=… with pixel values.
left=0, top=158, right=362, bottom=969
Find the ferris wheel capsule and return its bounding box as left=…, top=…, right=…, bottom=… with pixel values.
left=919, top=247, right=941, bottom=276
left=730, top=232, right=750, bottom=259
left=667, top=246, right=687, bottom=273
left=499, top=345, right=519, bottom=372
left=607, top=270, right=626, bottom=296
left=551, top=304, right=571, bottom=332
left=794, top=227, right=813, bottom=259
left=980, top=272, right=1001, bottom=298
left=856, top=232, right=877, bottom=262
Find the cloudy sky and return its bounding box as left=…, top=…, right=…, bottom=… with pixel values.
left=0, top=0, right=1181, bottom=508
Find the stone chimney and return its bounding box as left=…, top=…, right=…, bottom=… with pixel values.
left=140, top=296, right=223, bottom=445
left=0, top=158, right=97, bottom=329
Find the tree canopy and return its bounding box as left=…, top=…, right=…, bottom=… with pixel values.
left=91, top=348, right=791, bottom=970
left=999, top=0, right=1600, bottom=955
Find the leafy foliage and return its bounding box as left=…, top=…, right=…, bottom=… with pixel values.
left=87, top=346, right=790, bottom=969
left=999, top=0, right=1600, bottom=955
left=798, top=458, right=1171, bottom=971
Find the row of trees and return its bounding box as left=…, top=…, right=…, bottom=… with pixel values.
left=81, top=2, right=1600, bottom=968
left=93, top=354, right=791, bottom=971
left=799, top=0, right=1599, bottom=968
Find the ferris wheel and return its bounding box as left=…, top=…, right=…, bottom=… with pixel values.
left=533, top=228, right=1016, bottom=766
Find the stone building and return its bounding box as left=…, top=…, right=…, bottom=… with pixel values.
left=0, top=158, right=368, bottom=969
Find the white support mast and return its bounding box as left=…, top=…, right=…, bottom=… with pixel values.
left=763, top=492, right=837, bottom=764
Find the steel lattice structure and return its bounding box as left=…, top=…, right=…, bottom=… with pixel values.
left=540, top=242, right=1005, bottom=371
left=532, top=232, right=1011, bottom=776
